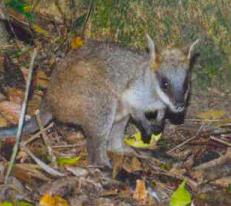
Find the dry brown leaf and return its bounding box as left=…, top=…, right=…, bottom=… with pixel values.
left=0, top=101, right=21, bottom=124
left=108, top=151, right=124, bottom=178
left=133, top=179, right=148, bottom=204
left=123, top=157, right=142, bottom=173
left=0, top=114, right=8, bottom=127
left=35, top=70, right=49, bottom=89
left=12, top=163, right=50, bottom=184
left=27, top=92, right=43, bottom=115
left=7, top=88, right=24, bottom=104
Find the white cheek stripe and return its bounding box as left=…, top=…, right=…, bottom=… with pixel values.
left=156, top=85, right=179, bottom=113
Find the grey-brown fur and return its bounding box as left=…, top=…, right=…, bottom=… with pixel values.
left=0, top=36, right=199, bottom=167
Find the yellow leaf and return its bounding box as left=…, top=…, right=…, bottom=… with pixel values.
left=23, top=5, right=32, bottom=12
left=32, top=24, right=49, bottom=37
left=197, top=110, right=225, bottom=120
left=124, top=131, right=161, bottom=149
left=39, top=193, right=69, bottom=206
left=57, top=156, right=81, bottom=166
left=71, top=36, right=84, bottom=49
left=39, top=194, right=56, bottom=206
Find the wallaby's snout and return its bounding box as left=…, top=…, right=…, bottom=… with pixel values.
left=173, top=90, right=186, bottom=112
left=140, top=124, right=163, bottom=144
left=175, top=102, right=185, bottom=112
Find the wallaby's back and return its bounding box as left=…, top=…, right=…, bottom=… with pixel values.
left=44, top=40, right=147, bottom=136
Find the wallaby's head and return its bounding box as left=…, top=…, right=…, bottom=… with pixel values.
left=146, top=34, right=199, bottom=113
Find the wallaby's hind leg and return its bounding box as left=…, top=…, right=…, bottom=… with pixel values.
left=107, top=117, right=134, bottom=154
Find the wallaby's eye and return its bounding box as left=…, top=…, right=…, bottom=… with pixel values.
left=161, top=78, right=169, bottom=90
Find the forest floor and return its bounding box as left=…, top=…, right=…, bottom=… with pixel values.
left=0, top=53, right=230, bottom=206
left=0, top=4, right=230, bottom=206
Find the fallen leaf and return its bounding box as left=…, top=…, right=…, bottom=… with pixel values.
left=170, top=180, right=192, bottom=206
left=124, top=131, right=161, bottom=149
left=133, top=179, right=148, bottom=204
left=0, top=101, right=31, bottom=124
left=108, top=152, right=124, bottom=178
left=39, top=193, right=69, bottom=206
left=123, top=157, right=142, bottom=173
left=71, top=36, right=84, bottom=49
left=35, top=70, right=49, bottom=89
left=12, top=163, right=50, bottom=184
left=0, top=114, right=8, bottom=127
left=32, top=24, right=50, bottom=37
left=7, top=88, right=24, bottom=104
left=57, top=156, right=81, bottom=166
left=0, top=202, right=13, bottom=206
left=0, top=101, right=21, bottom=124
left=14, top=200, right=34, bottom=206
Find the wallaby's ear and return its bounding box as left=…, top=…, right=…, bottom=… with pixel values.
left=187, top=39, right=200, bottom=60
left=146, top=34, right=156, bottom=60
left=146, top=34, right=159, bottom=70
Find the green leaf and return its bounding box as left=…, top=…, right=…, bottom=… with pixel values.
left=0, top=201, right=13, bottom=206
left=71, top=13, right=87, bottom=31
left=57, top=156, right=81, bottom=166
left=228, top=184, right=231, bottom=193
left=170, top=180, right=192, bottom=206
left=15, top=200, right=34, bottom=206
left=4, top=0, right=35, bottom=21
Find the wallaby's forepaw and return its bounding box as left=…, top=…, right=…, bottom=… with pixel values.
left=89, top=156, right=112, bottom=169
left=107, top=145, right=135, bottom=155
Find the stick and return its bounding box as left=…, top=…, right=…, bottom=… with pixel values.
left=35, top=110, right=57, bottom=167
left=167, top=124, right=205, bottom=154
left=4, top=48, right=37, bottom=183
left=22, top=145, right=65, bottom=177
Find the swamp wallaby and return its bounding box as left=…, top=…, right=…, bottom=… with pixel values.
left=0, top=35, right=199, bottom=167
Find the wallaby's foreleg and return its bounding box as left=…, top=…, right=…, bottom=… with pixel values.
left=87, top=131, right=111, bottom=167
left=155, top=109, right=165, bottom=131
left=107, top=117, right=133, bottom=154
left=85, top=101, right=117, bottom=167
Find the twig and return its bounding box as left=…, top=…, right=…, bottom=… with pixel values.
left=4, top=48, right=37, bottom=183
left=80, top=0, right=94, bottom=36
left=35, top=110, right=57, bottom=167
left=22, top=145, right=65, bottom=177
left=23, top=122, right=54, bottom=145
left=167, top=124, right=205, bottom=154
left=194, top=148, right=231, bottom=170
left=52, top=143, right=85, bottom=149
left=210, top=135, right=231, bottom=147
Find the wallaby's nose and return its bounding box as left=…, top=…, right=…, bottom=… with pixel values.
left=176, top=103, right=185, bottom=112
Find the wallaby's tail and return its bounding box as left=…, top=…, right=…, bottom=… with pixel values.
left=0, top=112, right=53, bottom=139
